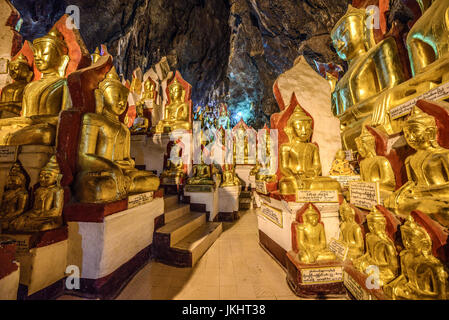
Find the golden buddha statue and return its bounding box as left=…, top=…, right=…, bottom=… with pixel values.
left=355, top=126, right=396, bottom=194
left=141, top=78, right=156, bottom=101
left=160, top=143, right=186, bottom=183
left=384, top=215, right=448, bottom=300
left=155, top=78, right=191, bottom=133
left=329, top=149, right=356, bottom=176
left=279, top=105, right=341, bottom=195
left=74, top=67, right=160, bottom=204
left=255, top=131, right=277, bottom=183
left=0, top=28, right=70, bottom=146
left=130, top=103, right=149, bottom=134
left=385, top=106, right=449, bottom=227
left=187, top=153, right=215, bottom=186
left=331, top=5, right=405, bottom=149
left=296, top=205, right=337, bottom=264
left=353, top=208, right=399, bottom=286
left=0, top=163, right=29, bottom=231
left=220, top=164, right=240, bottom=187
left=338, top=200, right=364, bottom=260
left=0, top=54, right=33, bottom=118
left=233, top=124, right=249, bottom=164
left=8, top=156, right=63, bottom=232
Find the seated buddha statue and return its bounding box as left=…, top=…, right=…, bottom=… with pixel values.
left=160, top=143, right=186, bottom=183
left=384, top=215, right=448, bottom=300
left=155, top=78, right=191, bottom=133
left=385, top=106, right=449, bottom=227
left=141, top=78, right=156, bottom=102
left=353, top=208, right=399, bottom=286
left=220, top=164, right=240, bottom=187
left=255, top=131, right=277, bottom=183
left=8, top=156, right=63, bottom=232
left=296, top=205, right=337, bottom=264
left=355, top=126, right=396, bottom=194
left=279, top=105, right=341, bottom=195
left=338, top=200, right=364, bottom=260
left=130, top=103, right=149, bottom=134
left=0, top=54, right=33, bottom=118
left=0, top=163, right=29, bottom=231
left=187, top=153, right=215, bottom=186
left=331, top=5, right=405, bottom=149
left=0, top=28, right=71, bottom=146
left=329, top=149, right=356, bottom=176
left=74, top=67, right=160, bottom=204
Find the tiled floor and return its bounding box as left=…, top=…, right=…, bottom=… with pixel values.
left=59, top=209, right=347, bottom=300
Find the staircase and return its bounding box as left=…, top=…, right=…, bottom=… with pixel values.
left=153, top=195, right=222, bottom=268
left=239, top=189, right=253, bottom=210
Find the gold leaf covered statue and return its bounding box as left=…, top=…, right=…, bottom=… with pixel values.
left=74, top=67, right=160, bottom=203
left=141, top=78, right=156, bottom=101
left=254, top=130, right=277, bottom=183
left=353, top=208, right=399, bottom=286
left=385, top=106, right=449, bottom=227
left=8, top=156, right=63, bottom=232
left=220, top=164, right=240, bottom=187
left=160, top=142, right=186, bottom=184
left=187, top=152, right=214, bottom=186
left=384, top=215, right=449, bottom=300
left=130, top=103, right=149, bottom=134
left=0, top=54, right=33, bottom=118
left=155, top=77, right=191, bottom=133
left=279, top=105, right=341, bottom=195
left=296, top=205, right=337, bottom=264
left=329, top=149, right=355, bottom=176
left=233, top=123, right=249, bottom=164
left=0, top=28, right=70, bottom=146
left=338, top=200, right=364, bottom=260
left=0, top=163, right=29, bottom=231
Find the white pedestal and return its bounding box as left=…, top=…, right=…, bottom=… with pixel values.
left=218, top=186, right=240, bottom=213
left=67, top=197, right=164, bottom=280
left=185, top=188, right=219, bottom=222
left=235, top=164, right=254, bottom=188
left=0, top=263, right=19, bottom=300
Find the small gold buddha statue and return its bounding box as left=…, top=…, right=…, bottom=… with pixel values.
left=8, top=156, right=63, bottom=232
left=0, top=163, right=29, bottom=231
left=296, top=205, right=337, bottom=264
left=255, top=131, right=277, bottom=183
left=353, top=208, right=399, bottom=286
left=155, top=78, right=191, bottom=133
left=141, top=79, right=156, bottom=101
left=160, top=143, right=186, bottom=183
left=329, top=149, right=356, bottom=176
left=355, top=126, right=396, bottom=194
left=384, top=215, right=448, bottom=300
left=187, top=153, right=215, bottom=186
left=74, top=67, right=160, bottom=204
left=220, top=164, right=240, bottom=187
left=233, top=124, right=249, bottom=164
left=130, top=103, right=149, bottom=134
left=385, top=106, right=449, bottom=227
left=338, top=200, right=364, bottom=260
left=0, top=54, right=33, bottom=118
left=0, top=28, right=70, bottom=146
left=279, top=105, right=341, bottom=195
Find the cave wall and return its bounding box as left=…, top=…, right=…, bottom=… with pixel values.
left=11, top=0, right=351, bottom=128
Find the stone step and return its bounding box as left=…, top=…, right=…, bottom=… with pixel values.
left=164, top=203, right=191, bottom=224
left=239, top=191, right=252, bottom=198
left=172, top=222, right=223, bottom=267
left=156, top=212, right=206, bottom=246
left=164, top=195, right=179, bottom=209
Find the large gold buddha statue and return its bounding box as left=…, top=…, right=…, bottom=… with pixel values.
left=0, top=163, right=29, bottom=231
left=0, top=54, right=33, bottom=118
left=331, top=5, right=405, bottom=149
left=338, top=200, right=364, bottom=260
left=279, top=105, right=341, bottom=195
left=74, top=67, right=160, bottom=204
left=385, top=106, right=449, bottom=227
left=296, top=205, right=337, bottom=264
left=353, top=208, right=399, bottom=286
left=384, top=215, right=448, bottom=300
left=155, top=78, right=191, bottom=133
left=8, top=156, right=63, bottom=232
left=0, top=28, right=70, bottom=146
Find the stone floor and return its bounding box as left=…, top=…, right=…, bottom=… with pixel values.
left=59, top=208, right=348, bottom=300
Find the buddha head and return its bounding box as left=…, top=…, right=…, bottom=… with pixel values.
left=355, top=126, right=376, bottom=158
left=98, top=67, right=129, bottom=117
left=335, top=149, right=347, bottom=161
left=403, top=106, right=439, bottom=150
left=367, top=207, right=387, bottom=236
left=169, top=79, right=184, bottom=102
left=304, top=205, right=320, bottom=226
left=39, top=156, right=61, bottom=187
left=401, top=215, right=433, bottom=255
left=32, top=27, right=68, bottom=76
left=5, top=163, right=27, bottom=191
left=331, top=5, right=369, bottom=62
left=7, top=54, right=33, bottom=82
left=287, top=105, right=313, bottom=142
left=339, top=200, right=355, bottom=223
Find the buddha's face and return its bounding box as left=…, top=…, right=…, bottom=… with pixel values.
left=39, top=170, right=58, bottom=187
left=305, top=209, right=319, bottom=226
left=8, top=62, right=29, bottom=81
left=368, top=219, right=386, bottom=235
left=340, top=204, right=354, bottom=222
left=33, top=42, right=61, bottom=73
left=356, top=136, right=375, bottom=158
left=331, top=16, right=365, bottom=61
left=103, top=85, right=128, bottom=116
left=170, top=85, right=183, bottom=101
left=336, top=150, right=346, bottom=161
left=6, top=174, right=24, bottom=189
left=403, top=123, right=435, bottom=150
left=409, top=230, right=431, bottom=255
left=136, top=105, right=144, bottom=117
left=292, top=120, right=312, bottom=142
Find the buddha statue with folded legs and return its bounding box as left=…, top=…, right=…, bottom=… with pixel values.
left=130, top=103, right=149, bottom=134
left=329, top=149, right=355, bottom=176
left=74, top=67, right=160, bottom=204
left=0, top=28, right=70, bottom=146
left=0, top=54, right=33, bottom=118
left=221, top=164, right=240, bottom=187
left=255, top=130, right=277, bottom=183
left=160, top=142, right=186, bottom=184
left=279, top=105, right=341, bottom=196
left=385, top=106, right=449, bottom=227
left=187, top=152, right=215, bottom=186
left=337, top=200, right=364, bottom=260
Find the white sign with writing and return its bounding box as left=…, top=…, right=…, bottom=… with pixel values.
left=259, top=203, right=283, bottom=228
left=301, top=266, right=343, bottom=285
left=255, top=180, right=268, bottom=194
left=296, top=190, right=339, bottom=203
left=330, top=175, right=361, bottom=189
left=128, top=191, right=154, bottom=209
left=343, top=271, right=375, bottom=300
left=349, top=181, right=380, bottom=210
left=344, top=150, right=354, bottom=161
left=0, top=146, right=18, bottom=162
left=390, top=81, right=449, bottom=120
left=329, top=239, right=348, bottom=261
